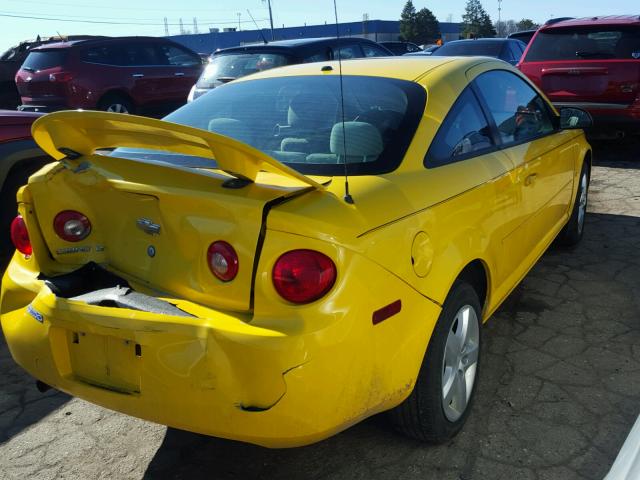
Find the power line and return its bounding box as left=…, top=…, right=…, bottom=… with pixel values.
left=0, top=12, right=269, bottom=27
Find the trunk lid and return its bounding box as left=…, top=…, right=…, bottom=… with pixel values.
left=28, top=111, right=327, bottom=312
left=16, top=49, right=69, bottom=98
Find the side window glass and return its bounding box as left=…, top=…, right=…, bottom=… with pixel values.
left=425, top=87, right=494, bottom=167
left=362, top=44, right=390, bottom=57
left=82, top=46, right=123, bottom=65
left=475, top=70, right=554, bottom=145
left=122, top=43, right=163, bottom=66
left=335, top=45, right=362, bottom=59
left=304, top=49, right=330, bottom=63
left=159, top=45, right=200, bottom=66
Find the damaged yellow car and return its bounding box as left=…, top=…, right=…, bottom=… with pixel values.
left=1, top=57, right=592, bottom=447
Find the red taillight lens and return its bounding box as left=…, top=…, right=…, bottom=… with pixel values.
left=49, top=72, right=73, bottom=83
left=207, top=241, right=239, bottom=282
left=272, top=250, right=336, bottom=304
left=53, top=210, right=91, bottom=242
left=10, top=215, right=32, bottom=256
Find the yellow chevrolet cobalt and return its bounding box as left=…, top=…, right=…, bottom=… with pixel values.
left=1, top=57, right=591, bottom=447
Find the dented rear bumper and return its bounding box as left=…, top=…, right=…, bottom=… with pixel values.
left=1, top=252, right=442, bottom=448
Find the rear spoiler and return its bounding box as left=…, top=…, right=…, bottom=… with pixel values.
left=31, top=111, right=326, bottom=190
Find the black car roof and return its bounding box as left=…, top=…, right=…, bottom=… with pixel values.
left=214, top=37, right=390, bottom=56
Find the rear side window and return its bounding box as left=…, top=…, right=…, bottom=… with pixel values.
left=334, top=45, right=362, bottom=59
left=82, top=45, right=124, bottom=65
left=21, top=50, right=67, bottom=71
left=362, top=44, right=390, bottom=57
left=425, top=87, right=494, bottom=167
left=159, top=44, right=201, bottom=66
left=526, top=26, right=640, bottom=61
left=121, top=43, right=164, bottom=66
left=474, top=70, right=554, bottom=145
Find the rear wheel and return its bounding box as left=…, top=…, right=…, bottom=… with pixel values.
left=98, top=93, right=134, bottom=114
left=389, top=282, right=481, bottom=443
left=557, top=161, right=590, bottom=246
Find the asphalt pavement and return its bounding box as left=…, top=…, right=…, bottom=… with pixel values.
left=0, top=139, right=639, bottom=480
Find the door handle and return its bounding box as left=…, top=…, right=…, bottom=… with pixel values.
left=132, top=73, right=144, bottom=78
left=525, top=173, right=538, bottom=186
left=174, top=72, right=185, bottom=77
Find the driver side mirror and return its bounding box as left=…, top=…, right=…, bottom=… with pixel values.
left=559, top=107, right=593, bottom=130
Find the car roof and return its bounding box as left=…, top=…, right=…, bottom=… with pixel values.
left=232, top=56, right=500, bottom=84
left=541, top=15, right=640, bottom=29
left=31, top=36, right=177, bottom=51
left=215, top=37, right=386, bottom=55
left=445, top=38, right=513, bottom=44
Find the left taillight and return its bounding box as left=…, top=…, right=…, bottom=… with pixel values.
left=10, top=215, right=32, bottom=256
left=53, top=210, right=91, bottom=242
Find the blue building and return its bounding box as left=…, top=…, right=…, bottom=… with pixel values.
left=167, top=20, right=461, bottom=54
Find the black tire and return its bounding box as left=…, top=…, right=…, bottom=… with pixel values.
left=556, top=161, right=590, bottom=247
left=98, top=93, right=134, bottom=114
left=389, top=281, right=482, bottom=443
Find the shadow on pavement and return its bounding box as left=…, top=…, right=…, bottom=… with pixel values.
left=0, top=329, right=70, bottom=444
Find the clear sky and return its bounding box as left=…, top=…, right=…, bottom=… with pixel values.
left=1, top=0, right=638, bottom=53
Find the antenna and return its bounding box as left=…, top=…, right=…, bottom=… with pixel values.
left=333, top=0, right=354, bottom=204
left=247, top=9, right=268, bottom=44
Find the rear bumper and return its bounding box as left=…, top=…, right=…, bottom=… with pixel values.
left=1, top=252, right=441, bottom=447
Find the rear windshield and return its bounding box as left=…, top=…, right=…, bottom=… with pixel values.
left=432, top=41, right=503, bottom=57
left=196, top=53, right=292, bottom=88
left=21, top=50, right=67, bottom=71
left=116, top=75, right=425, bottom=176
left=526, top=26, right=640, bottom=61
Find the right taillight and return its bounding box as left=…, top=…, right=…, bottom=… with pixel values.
left=10, top=215, right=32, bottom=256
left=272, top=250, right=336, bottom=304
left=49, top=72, right=73, bottom=83
left=53, top=210, right=91, bottom=242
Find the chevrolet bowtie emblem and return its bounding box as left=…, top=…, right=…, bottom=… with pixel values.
left=136, top=218, right=161, bottom=235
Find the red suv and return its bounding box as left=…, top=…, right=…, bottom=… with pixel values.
left=518, top=16, right=640, bottom=133
left=15, top=37, right=203, bottom=115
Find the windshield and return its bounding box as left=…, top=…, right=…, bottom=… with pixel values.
left=21, top=50, right=67, bottom=71
left=196, top=53, right=292, bottom=88
left=432, top=41, right=503, bottom=57
left=113, top=75, right=425, bottom=176
left=526, top=26, right=640, bottom=61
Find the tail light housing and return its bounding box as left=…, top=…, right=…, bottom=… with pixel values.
left=272, top=250, right=336, bottom=304
left=10, top=215, right=32, bottom=256
left=49, top=72, right=74, bottom=83
left=207, top=241, right=239, bottom=282
left=53, top=210, right=91, bottom=242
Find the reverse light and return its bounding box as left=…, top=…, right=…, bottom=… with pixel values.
left=53, top=210, right=91, bottom=242
left=10, top=215, right=32, bottom=256
left=207, top=241, right=239, bottom=282
left=272, top=250, right=336, bottom=304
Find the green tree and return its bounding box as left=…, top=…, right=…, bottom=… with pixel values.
left=462, top=0, right=496, bottom=38
left=414, top=7, right=441, bottom=44
left=516, top=18, right=539, bottom=31
left=399, top=0, right=418, bottom=42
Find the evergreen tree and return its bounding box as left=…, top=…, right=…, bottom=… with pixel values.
left=462, top=0, right=496, bottom=38
left=399, top=1, right=418, bottom=42
left=414, top=8, right=441, bottom=44
left=516, top=19, right=539, bottom=31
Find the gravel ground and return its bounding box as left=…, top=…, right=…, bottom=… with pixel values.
left=0, top=139, right=639, bottom=479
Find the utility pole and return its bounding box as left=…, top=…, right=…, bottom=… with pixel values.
left=498, top=0, right=503, bottom=37
left=179, top=18, right=184, bottom=35
left=164, top=17, right=169, bottom=36
left=193, top=17, right=198, bottom=34
left=237, top=12, right=241, bottom=31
